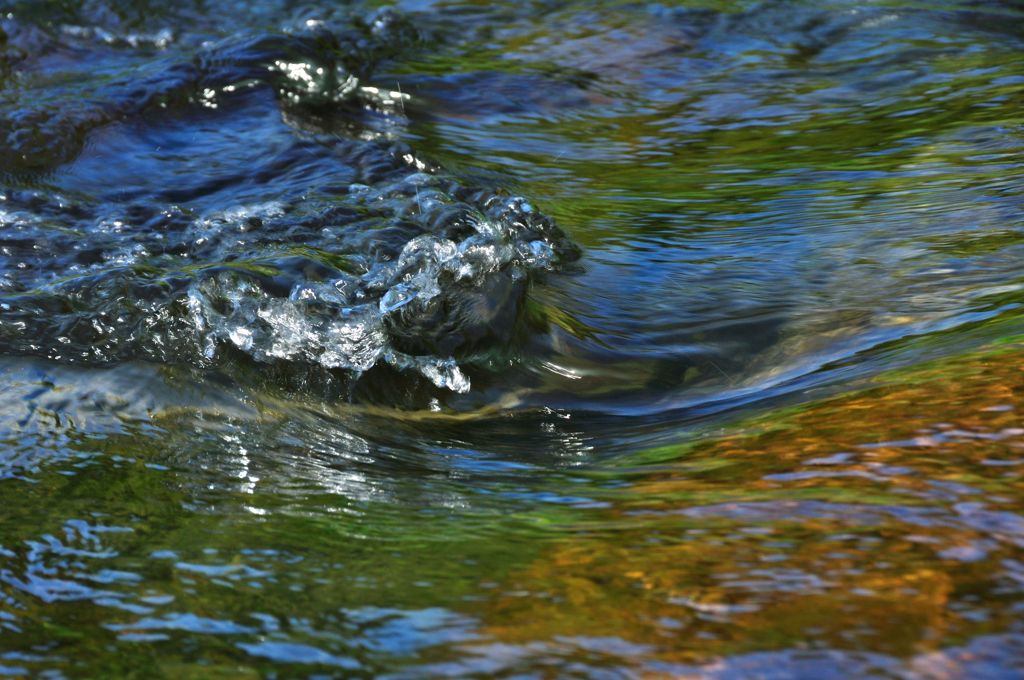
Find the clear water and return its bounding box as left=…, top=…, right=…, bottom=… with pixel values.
left=1, top=0, right=1024, bottom=676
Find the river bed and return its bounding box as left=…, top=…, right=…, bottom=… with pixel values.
left=1, top=0, right=1023, bottom=676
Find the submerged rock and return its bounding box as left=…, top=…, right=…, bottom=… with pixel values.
left=0, top=11, right=579, bottom=399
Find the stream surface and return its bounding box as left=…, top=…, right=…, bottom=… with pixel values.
left=1, top=0, right=1024, bottom=677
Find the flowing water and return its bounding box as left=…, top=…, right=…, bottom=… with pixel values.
left=1, top=0, right=1024, bottom=676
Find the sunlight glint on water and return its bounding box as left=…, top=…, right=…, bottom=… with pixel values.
left=0, top=0, right=1023, bottom=676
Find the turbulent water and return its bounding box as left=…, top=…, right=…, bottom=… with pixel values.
left=1, top=0, right=1024, bottom=676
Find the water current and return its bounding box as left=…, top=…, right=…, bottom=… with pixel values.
left=1, top=0, right=1023, bottom=676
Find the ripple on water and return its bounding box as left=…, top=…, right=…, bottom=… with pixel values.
left=0, top=19, right=578, bottom=401
left=2, top=0, right=1024, bottom=677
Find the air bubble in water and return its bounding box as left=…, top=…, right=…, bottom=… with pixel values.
left=379, top=284, right=417, bottom=314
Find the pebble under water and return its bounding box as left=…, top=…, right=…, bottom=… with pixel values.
left=1, top=0, right=1024, bottom=677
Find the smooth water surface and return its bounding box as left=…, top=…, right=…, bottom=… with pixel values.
left=1, top=0, right=1024, bottom=676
